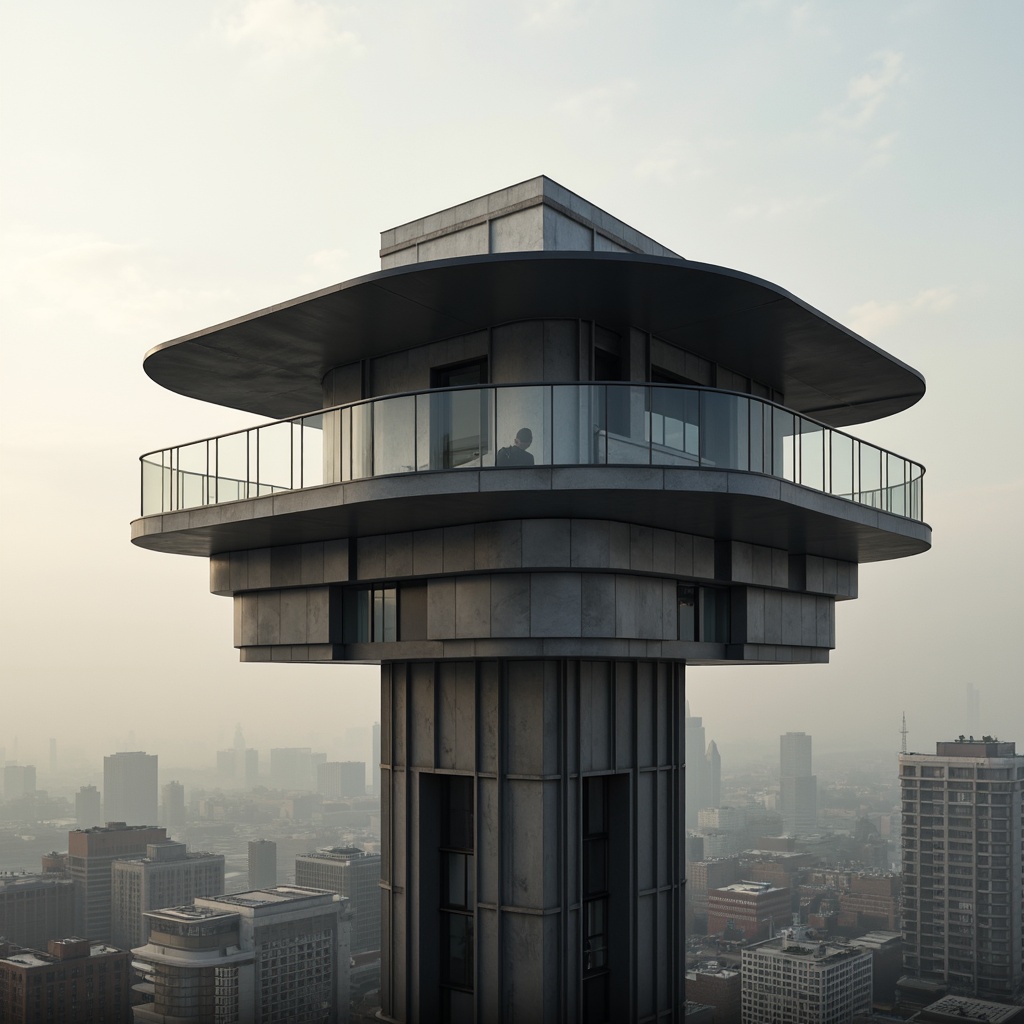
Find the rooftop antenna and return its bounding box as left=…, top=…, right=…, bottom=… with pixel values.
left=900, top=712, right=908, bottom=755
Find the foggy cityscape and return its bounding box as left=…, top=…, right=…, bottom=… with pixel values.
left=2, top=2, right=1023, bottom=1022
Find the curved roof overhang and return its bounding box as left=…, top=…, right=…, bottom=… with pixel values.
left=131, top=466, right=931, bottom=564
left=144, top=252, right=925, bottom=429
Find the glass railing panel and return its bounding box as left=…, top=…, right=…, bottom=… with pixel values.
left=373, top=395, right=417, bottom=477
left=141, top=454, right=167, bottom=516
left=600, top=385, right=648, bottom=465
left=859, top=445, right=882, bottom=509
left=748, top=400, right=765, bottom=474
left=349, top=402, right=373, bottom=480
left=798, top=418, right=826, bottom=493
left=177, top=440, right=209, bottom=509
left=496, top=386, right=551, bottom=466
left=256, top=420, right=294, bottom=494
left=298, top=413, right=326, bottom=489
left=215, top=430, right=248, bottom=504
left=887, top=452, right=908, bottom=517
left=552, top=385, right=600, bottom=465
left=773, top=407, right=796, bottom=481
left=831, top=431, right=855, bottom=501
left=648, top=385, right=700, bottom=466
left=701, top=391, right=748, bottom=471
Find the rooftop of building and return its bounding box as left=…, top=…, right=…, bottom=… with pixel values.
left=144, top=904, right=239, bottom=924
left=70, top=821, right=163, bottom=835
left=299, top=846, right=376, bottom=861
left=921, top=995, right=1024, bottom=1023
left=712, top=881, right=788, bottom=896
left=200, top=884, right=337, bottom=909
left=745, top=931, right=871, bottom=965
left=0, top=873, right=73, bottom=890
left=0, top=940, right=125, bottom=968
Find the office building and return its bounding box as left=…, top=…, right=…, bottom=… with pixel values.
left=131, top=176, right=930, bottom=1021
left=0, top=874, right=75, bottom=950
left=900, top=738, right=1024, bottom=1002
left=741, top=931, right=872, bottom=1024
left=67, top=823, right=166, bottom=943
left=685, top=966, right=741, bottom=1023
left=74, top=785, right=102, bottom=828
left=295, top=847, right=381, bottom=954
left=706, top=740, right=721, bottom=811
left=0, top=937, right=131, bottom=1024
left=685, top=704, right=709, bottom=830
left=248, top=839, right=277, bottom=888
left=132, top=886, right=351, bottom=1024
left=110, top=841, right=225, bottom=950
left=318, top=761, right=366, bottom=800
left=780, top=732, right=817, bottom=836
left=372, top=722, right=381, bottom=798
left=103, top=752, right=158, bottom=825
left=707, top=881, right=792, bottom=942
left=160, top=780, right=185, bottom=829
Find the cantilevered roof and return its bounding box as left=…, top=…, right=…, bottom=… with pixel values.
left=144, top=252, right=925, bottom=428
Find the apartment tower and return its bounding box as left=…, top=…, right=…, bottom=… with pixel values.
left=103, top=752, right=158, bottom=825
left=780, top=732, right=817, bottom=836
left=899, top=738, right=1024, bottom=1002
left=131, top=177, right=930, bottom=1022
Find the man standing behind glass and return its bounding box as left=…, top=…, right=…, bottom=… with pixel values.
left=497, top=427, right=534, bottom=466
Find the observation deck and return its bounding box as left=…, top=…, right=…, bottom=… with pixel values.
left=132, top=381, right=928, bottom=563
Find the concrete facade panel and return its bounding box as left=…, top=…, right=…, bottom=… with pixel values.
left=427, top=578, right=456, bottom=639
left=522, top=519, right=572, bottom=568
left=443, top=525, right=476, bottom=573
left=490, top=574, right=531, bottom=637
left=256, top=590, right=281, bottom=645
left=412, top=528, right=443, bottom=577
left=475, top=520, right=522, bottom=570
left=324, top=539, right=350, bottom=582
left=455, top=576, right=491, bottom=638
left=279, top=588, right=307, bottom=643
left=581, top=573, right=616, bottom=636
left=358, top=535, right=386, bottom=580
left=530, top=572, right=581, bottom=637
left=385, top=532, right=414, bottom=578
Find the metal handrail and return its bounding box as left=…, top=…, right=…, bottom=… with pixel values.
left=139, top=382, right=925, bottom=522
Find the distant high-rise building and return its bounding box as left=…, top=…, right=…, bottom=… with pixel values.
left=685, top=703, right=708, bottom=830
left=0, top=874, right=75, bottom=950
left=75, top=784, right=102, bottom=828
left=741, top=932, right=872, bottom=1023
left=900, top=737, right=1024, bottom=1001
left=243, top=748, right=259, bottom=788
left=317, top=761, right=366, bottom=800
left=247, top=839, right=277, bottom=888
left=269, top=747, right=321, bottom=791
left=0, top=938, right=131, bottom=1024
left=706, top=740, right=721, bottom=810
left=161, top=780, right=186, bottom=829
left=67, top=822, right=166, bottom=943
left=132, top=886, right=351, bottom=1024
left=780, top=732, right=817, bottom=835
left=295, top=846, right=382, bottom=954
left=372, top=722, right=381, bottom=798
left=110, top=841, right=225, bottom=950
left=3, top=764, right=36, bottom=801
left=103, top=751, right=158, bottom=824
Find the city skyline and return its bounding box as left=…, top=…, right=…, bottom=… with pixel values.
left=2, top=3, right=1022, bottom=761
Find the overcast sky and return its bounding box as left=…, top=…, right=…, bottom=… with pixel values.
left=1, top=0, right=1021, bottom=775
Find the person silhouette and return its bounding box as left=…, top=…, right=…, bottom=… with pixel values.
left=497, top=427, right=534, bottom=466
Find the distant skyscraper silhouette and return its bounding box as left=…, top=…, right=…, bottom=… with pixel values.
left=779, top=732, right=817, bottom=835
left=248, top=839, right=277, bottom=888
left=706, top=740, right=721, bottom=810
left=103, top=751, right=158, bottom=824
left=161, top=780, right=186, bottom=829
left=75, top=784, right=102, bottom=828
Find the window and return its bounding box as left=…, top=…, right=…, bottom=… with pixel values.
left=583, top=776, right=610, bottom=1023
left=440, top=776, right=475, bottom=1022
left=431, top=360, right=489, bottom=470
left=343, top=587, right=397, bottom=643
left=678, top=585, right=731, bottom=643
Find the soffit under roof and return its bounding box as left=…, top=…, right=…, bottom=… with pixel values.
left=143, top=252, right=925, bottom=428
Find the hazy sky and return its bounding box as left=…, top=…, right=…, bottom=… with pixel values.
left=2, top=0, right=1021, bottom=772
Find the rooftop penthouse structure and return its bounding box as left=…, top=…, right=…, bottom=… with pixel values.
left=131, top=177, right=930, bottom=1023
